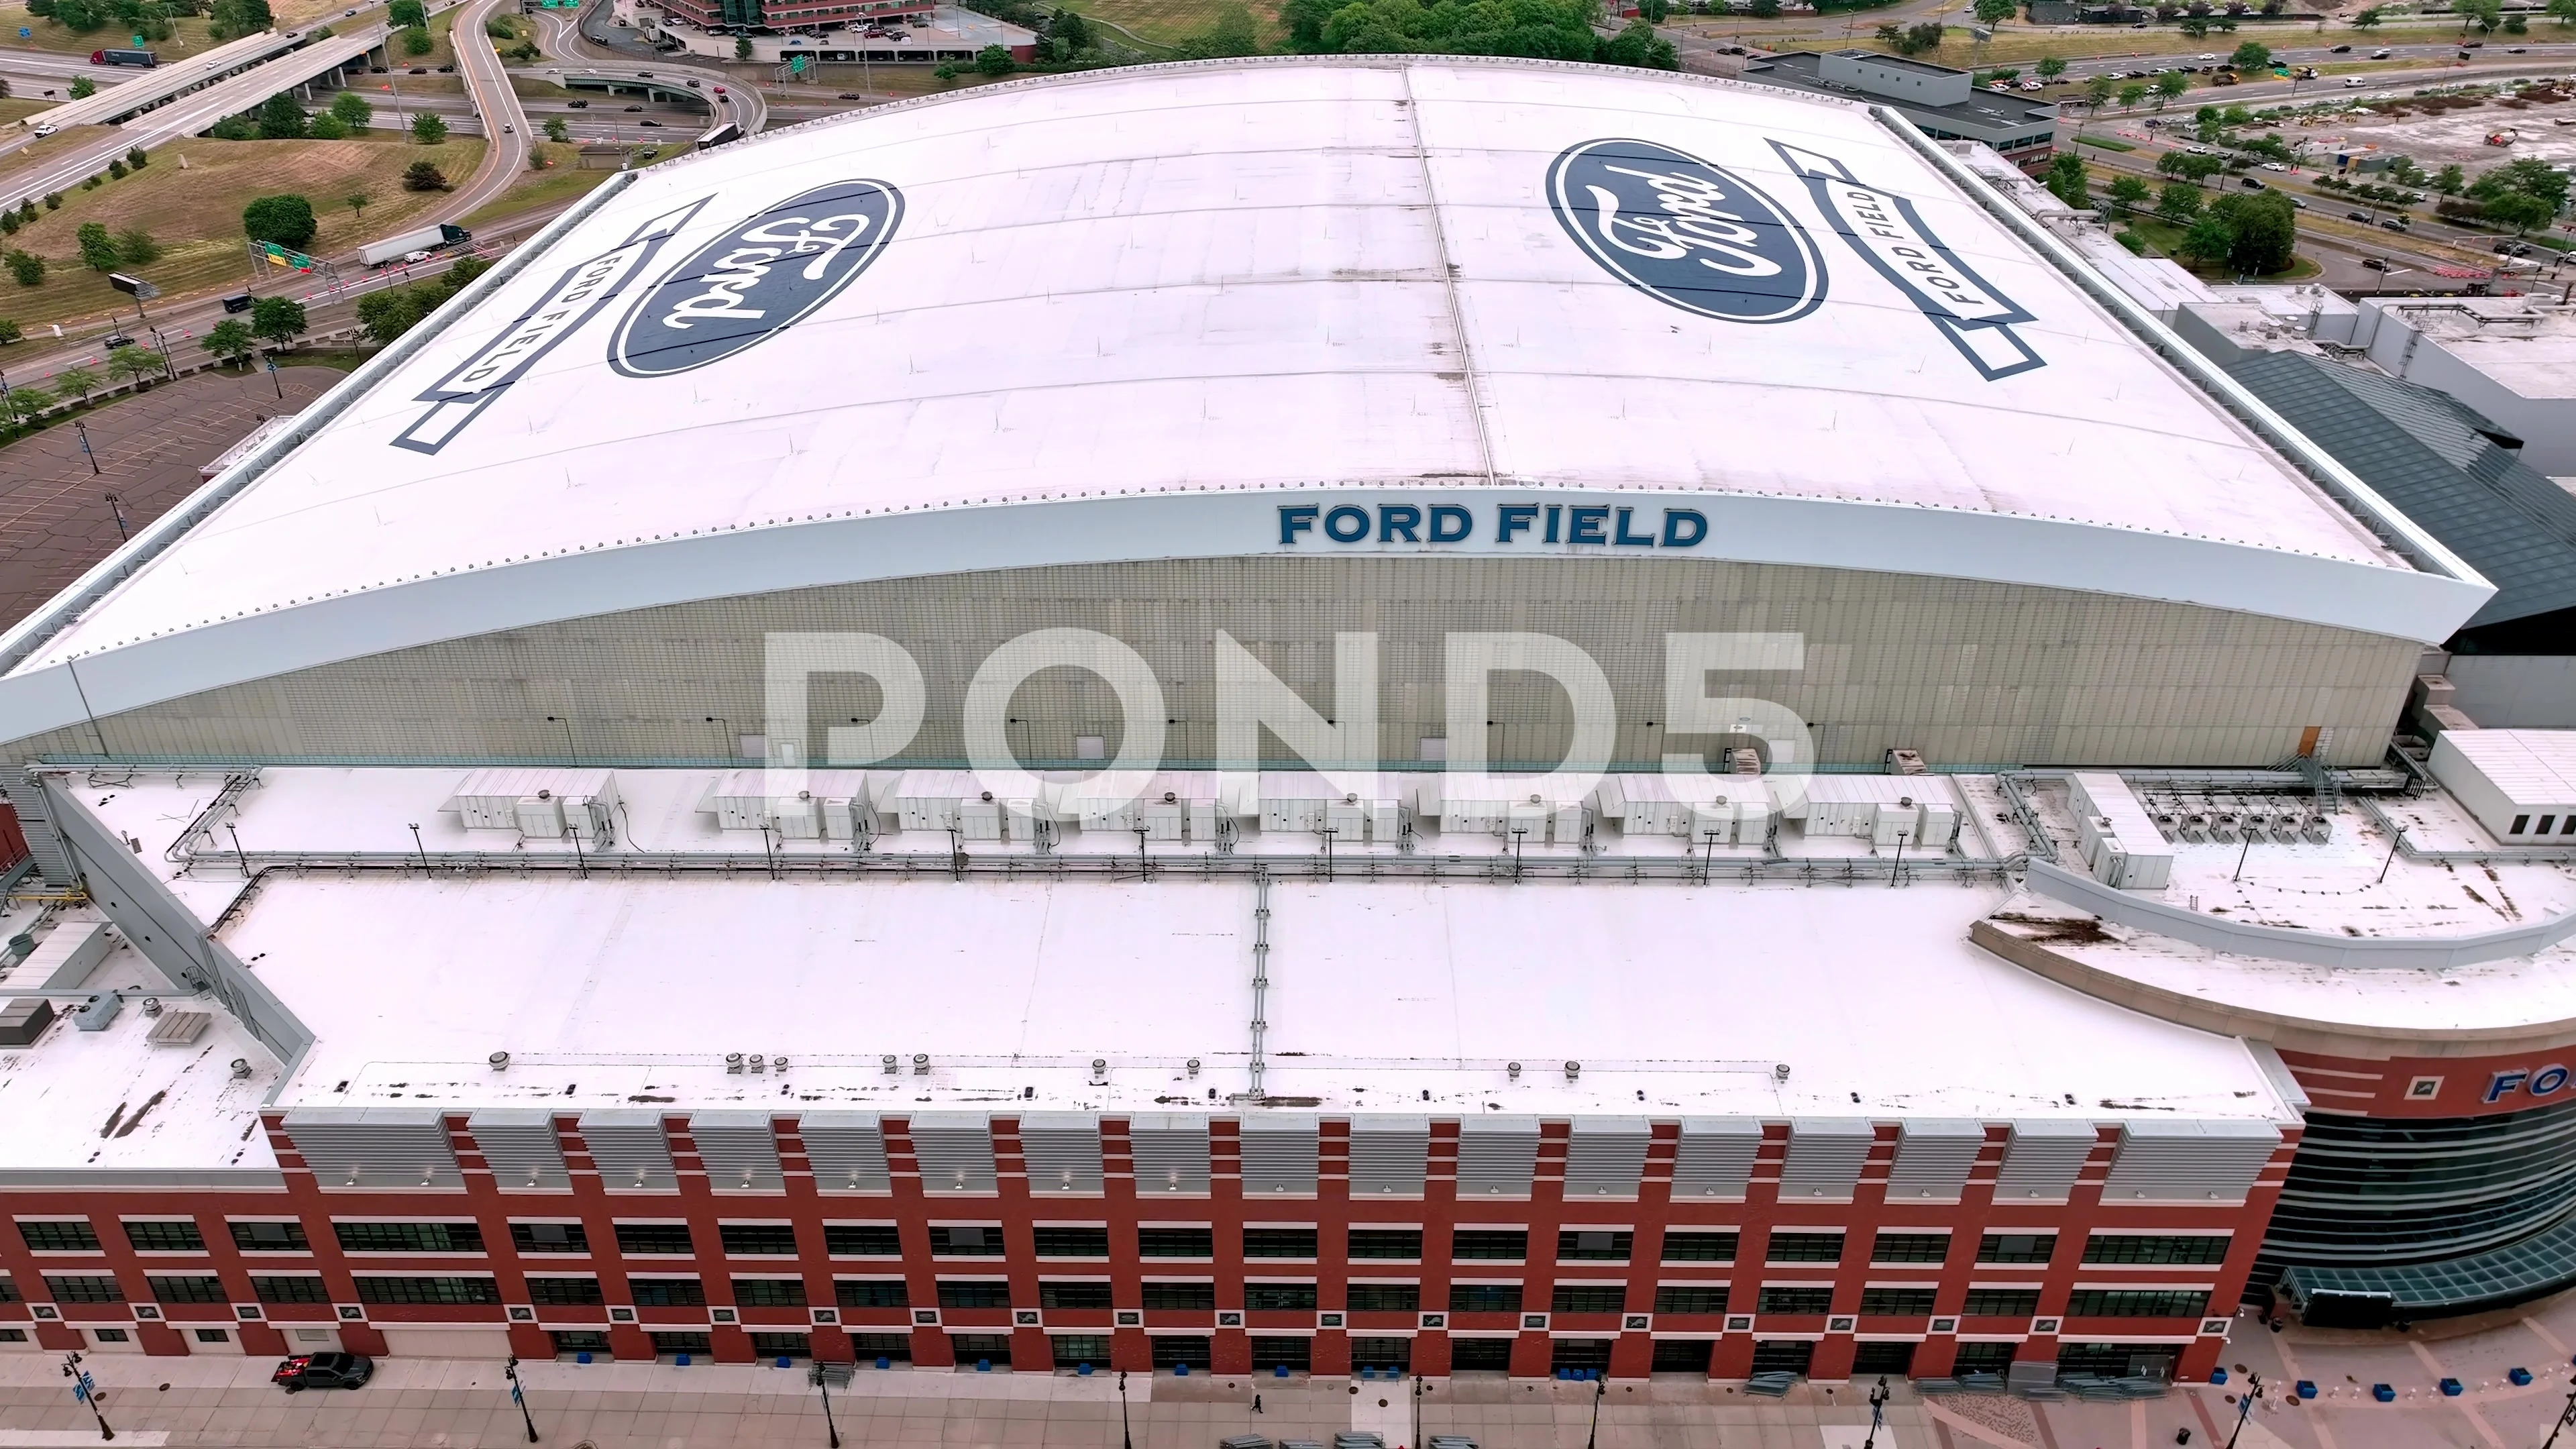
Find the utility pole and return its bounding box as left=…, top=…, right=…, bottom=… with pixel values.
left=504, top=1356, right=539, bottom=1442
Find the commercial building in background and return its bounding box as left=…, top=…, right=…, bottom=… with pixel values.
left=0, top=58, right=2569, bottom=1386
left=1743, top=50, right=2059, bottom=171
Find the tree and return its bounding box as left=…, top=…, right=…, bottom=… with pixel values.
left=3, top=382, right=53, bottom=426
left=124, top=145, right=147, bottom=170
left=2118, top=81, right=2148, bottom=107
left=68, top=75, right=96, bottom=99
left=1050, top=6, right=1090, bottom=48
left=2433, top=164, right=2465, bottom=195
left=256, top=91, right=307, bottom=139
left=403, top=159, right=448, bottom=190
left=2485, top=191, right=2556, bottom=233
left=401, top=23, right=431, bottom=52
left=209, top=0, right=272, bottom=36
left=2043, top=152, right=2090, bottom=207
left=2177, top=213, right=2233, bottom=265
left=0, top=319, right=19, bottom=346
left=3, top=250, right=42, bottom=287
left=202, top=318, right=256, bottom=366
left=2553, top=0, right=2576, bottom=25
left=248, top=295, right=306, bottom=351
left=1176, top=1, right=1261, bottom=56
left=2155, top=69, right=2189, bottom=105
left=2457, top=0, right=2500, bottom=32
left=242, top=193, right=317, bottom=247
left=114, top=227, right=157, bottom=265
left=52, top=366, right=100, bottom=404
left=329, top=89, right=372, bottom=128
left=344, top=191, right=372, bottom=227
left=2351, top=4, right=2383, bottom=27
left=2157, top=149, right=2226, bottom=187
left=2035, top=54, right=2065, bottom=81
left=1972, top=0, right=2014, bottom=24
left=2178, top=15, right=2208, bottom=38
left=2210, top=189, right=2296, bottom=273
left=411, top=111, right=447, bottom=144
left=2230, top=39, right=2270, bottom=70
left=974, top=42, right=1014, bottom=72
left=2470, top=156, right=2572, bottom=213
left=106, top=343, right=158, bottom=386
left=2108, top=173, right=2151, bottom=213
left=388, top=0, right=423, bottom=23
left=543, top=115, right=568, bottom=143
left=1638, top=0, right=1668, bottom=21
left=734, top=34, right=753, bottom=59
left=2084, top=74, right=2114, bottom=112
left=1746, top=0, right=1780, bottom=15
left=75, top=221, right=119, bottom=272
left=307, top=112, right=347, bottom=139
left=2156, top=179, right=2204, bottom=221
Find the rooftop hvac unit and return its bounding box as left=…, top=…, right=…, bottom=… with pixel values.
left=2304, top=812, right=2334, bottom=844
left=2209, top=807, right=2242, bottom=845
left=1795, top=775, right=1929, bottom=838
left=1066, top=771, right=1219, bottom=842
left=2179, top=809, right=2210, bottom=843
left=1727, top=747, right=1762, bottom=775
left=2068, top=773, right=2173, bottom=892
left=698, top=769, right=871, bottom=840
left=1886, top=748, right=1928, bottom=775
left=1596, top=774, right=1765, bottom=839
left=448, top=768, right=621, bottom=843
left=1411, top=777, right=1587, bottom=839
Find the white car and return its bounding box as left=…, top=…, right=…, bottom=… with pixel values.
left=2261, top=161, right=2292, bottom=171
left=2345, top=76, right=2367, bottom=86
left=2198, top=52, right=2218, bottom=61
left=30, top=123, right=56, bottom=138
left=2018, top=79, right=2043, bottom=91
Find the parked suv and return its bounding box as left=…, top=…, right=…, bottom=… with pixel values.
left=272, top=1353, right=374, bottom=1393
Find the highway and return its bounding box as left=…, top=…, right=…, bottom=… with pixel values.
left=9, top=28, right=309, bottom=131
left=530, top=0, right=768, bottom=133
left=436, top=0, right=532, bottom=227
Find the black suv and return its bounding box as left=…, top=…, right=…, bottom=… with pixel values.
left=273, top=1353, right=374, bottom=1393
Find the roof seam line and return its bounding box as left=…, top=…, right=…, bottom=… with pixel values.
left=1398, top=66, right=1499, bottom=488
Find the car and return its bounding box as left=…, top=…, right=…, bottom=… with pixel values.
left=409, top=66, right=425, bottom=72
left=2018, top=79, right=2042, bottom=91
left=2348, top=210, right=2372, bottom=221
left=713, top=85, right=726, bottom=94
left=30, top=123, right=56, bottom=138
left=2330, top=44, right=2350, bottom=52
left=2509, top=46, right=2527, bottom=53
left=436, top=64, right=453, bottom=72
left=637, top=69, right=654, bottom=76
left=638, top=118, right=661, bottom=126
left=2345, top=76, right=2367, bottom=86
left=502, top=123, right=513, bottom=132
left=2371, top=48, right=2391, bottom=58
left=273, top=1354, right=374, bottom=1393
left=2290, top=197, right=2308, bottom=209
left=2198, top=52, right=2217, bottom=61
left=623, top=103, right=643, bottom=111
left=566, top=98, right=588, bottom=107
left=100, top=332, right=133, bottom=350
left=2261, top=161, right=2292, bottom=172
left=686, top=77, right=700, bottom=87
left=2381, top=217, right=2410, bottom=230
left=369, top=64, right=387, bottom=72
left=2241, top=176, right=2266, bottom=189
left=2464, top=39, right=2483, bottom=47
left=2459, top=50, right=2474, bottom=59
left=837, top=91, right=861, bottom=99
left=2363, top=256, right=2390, bottom=270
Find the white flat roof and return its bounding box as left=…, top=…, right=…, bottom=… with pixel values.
left=0, top=58, right=2487, bottom=749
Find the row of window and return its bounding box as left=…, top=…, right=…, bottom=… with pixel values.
left=7, top=1220, right=2232, bottom=1269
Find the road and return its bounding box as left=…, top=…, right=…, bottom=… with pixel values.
left=437, top=0, right=531, bottom=225
left=531, top=0, right=768, bottom=133
left=5, top=27, right=309, bottom=134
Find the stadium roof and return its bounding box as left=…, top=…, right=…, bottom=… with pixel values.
left=0, top=58, right=2490, bottom=745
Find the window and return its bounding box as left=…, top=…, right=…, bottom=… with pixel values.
left=195, top=1328, right=231, bottom=1344
left=1450, top=1337, right=1513, bottom=1372
left=937, top=1279, right=1012, bottom=1309
left=752, top=1332, right=812, bottom=1359
left=1662, top=1232, right=1738, bottom=1263
left=123, top=1221, right=205, bottom=1253
left=2513, top=815, right=2531, bottom=835
left=2544, top=816, right=2561, bottom=836
left=837, top=1279, right=909, bottom=1309
left=2081, top=1234, right=2230, bottom=1265
left=1858, top=1287, right=1937, bottom=1316
left=1348, top=1229, right=1421, bottom=1260
left=551, top=1330, right=612, bottom=1354
left=1250, top=1336, right=1312, bottom=1371
left=335, top=1222, right=484, bottom=1254
left=1765, top=1232, right=1844, bottom=1264
left=1870, top=1232, right=1950, bottom=1264
left=148, top=1275, right=228, bottom=1304
left=1750, top=1340, right=1814, bottom=1375
left=1558, top=1230, right=1632, bottom=1262
left=851, top=1332, right=912, bottom=1360
left=1551, top=1285, right=1624, bottom=1314
left=824, top=1224, right=900, bottom=1256
left=1651, top=1339, right=1713, bottom=1374
left=0, top=1329, right=28, bottom=1343
left=1244, top=1228, right=1318, bottom=1259
left=1552, top=1338, right=1613, bottom=1374
left=354, top=1277, right=503, bottom=1305
left=1138, top=1227, right=1214, bottom=1258
left=1346, top=1283, right=1419, bottom=1313
left=1245, top=1282, right=1317, bottom=1311
left=1051, top=1330, right=1112, bottom=1361
left=1352, top=1336, right=1412, bottom=1371
left=1978, top=1233, right=2057, bottom=1265
left=630, top=1278, right=708, bottom=1307
left=1756, top=1287, right=1832, bottom=1315
left=0, top=1277, right=17, bottom=1303
left=45, top=1276, right=124, bottom=1303
left=18, top=1222, right=100, bottom=1252
left=1652, top=1285, right=1727, bottom=1314
left=1140, top=1281, right=1215, bottom=1311
left=511, top=1222, right=588, bottom=1254
left=1032, top=1226, right=1109, bottom=1258
left=2064, top=1289, right=2210, bottom=1318
left=649, top=1332, right=713, bottom=1356
left=1150, top=1334, right=1210, bottom=1369
left=949, top=1332, right=1012, bottom=1362
left=527, top=1277, right=605, bottom=1305
left=1453, top=1229, right=1527, bottom=1260
left=1962, top=1288, right=2042, bottom=1318
left=1039, top=1280, right=1112, bottom=1309
left=928, top=1225, right=1003, bottom=1256
left=1448, top=1283, right=1521, bottom=1313
left=252, top=1276, right=329, bottom=1304
left=231, top=1221, right=309, bottom=1252
left=1854, top=1341, right=1916, bottom=1376
left=720, top=1224, right=798, bottom=1256
left=1953, top=1342, right=2017, bottom=1374
left=92, top=1328, right=129, bottom=1344
left=735, top=1278, right=809, bottom=1307
left=614, top=1223, right=694, bottom=1256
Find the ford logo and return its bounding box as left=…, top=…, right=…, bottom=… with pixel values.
left=1546, top=139, right=1825, bottom=325
left=609, top=178, right=904, bottom=377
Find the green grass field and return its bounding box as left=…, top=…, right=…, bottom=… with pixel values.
left=1059, top=0, right=1278, bottom=50
left=458, top=140, right=684, bottom=227
left=0, top=4, right=225, bottom=60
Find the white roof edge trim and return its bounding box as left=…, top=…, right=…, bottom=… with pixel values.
left=0, top=168, right=647, bottom=686
left=1882, top=110, right=2490, bottom=596
left=0, top=486, right=2487, bottom=749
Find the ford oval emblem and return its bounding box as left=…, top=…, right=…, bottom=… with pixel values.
left=609, top=178, right=904, bottom=377
left=1547, top=138, right=1825, bottom=325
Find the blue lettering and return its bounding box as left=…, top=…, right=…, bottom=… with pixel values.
left=1613, top=507, right=1656, bottom=547
left=1568, top=506, right=1610, bottom=545
left=2536, top=1066, right=2570, bottom=1097
left=2487, top=1070, right=2530, bottom=1104
left=1324, top=506, right=1371, bottom=543
left=1498, top=504, right=1540, bottom=543
left=1279, top=506, right=1319, bottom=545
left=1379, top=504, right=1422, bottom=543
left=1662, top=508, right=1707, bottom=547
left=1429, top=504, right=1473, bottom=543
left=1544, top=504, right=1563, bottom=544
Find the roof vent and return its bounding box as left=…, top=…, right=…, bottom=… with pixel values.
left=1774, top=1063, right=1792, bottom=1082
left=749, top=1054, right=767, bottom=1074
left=727, top=1053, right=745, bottom=1075
left=980, top=791, right=994, bottom=802
left=1090, top=1057, right=1108, bottom=1085
left=488, top=1051, right=510, bottom=1071
left=1563, top=1061, right=1580, bottom=1081
left=1507, top=1061, right=1521, bottom=1081
left=912, top=1053, right=930, bottom=1075
left=881, top=1054, right=899, bottom=1075
left=230, top=1058, right=252, bottom=1079
left=1185, top=1058, right=1201, bottom=1078
left=140, top=997, right=163, bottom=1018
left=773, top=1055, right=788, bottom=1071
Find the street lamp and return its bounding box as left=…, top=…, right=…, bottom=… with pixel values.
left=503, top=1356, right=540, bottom=1442
left=1118, top=1370, right=1134, bottom=1449
left=1862, top=1376, right=1891, bottom=1449
left=543, top=714, right=579, bottom=763
left=61, top=1352, right=113, bottom=1441
left=2540, top=1375, right=2576, bottom=1449
left=807, top=1361, right=843, bottom=1448
left=2224, top=1369, right=2263, bottom=1449
left=1582, top=1367, right=1609, bottom=1449
left=2373, top=262, right=2414, bottom=296
left=72, top=418, right=100, bottom=476
left=103, top=493, right=127, bottom=541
